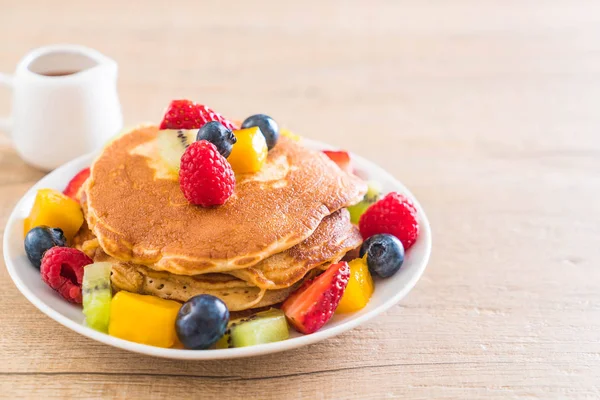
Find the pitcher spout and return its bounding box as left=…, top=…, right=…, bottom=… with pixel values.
left=20, top=44, right=118, bottom=79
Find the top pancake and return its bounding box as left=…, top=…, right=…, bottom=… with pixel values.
left=84, top=125, right=366, bottom=275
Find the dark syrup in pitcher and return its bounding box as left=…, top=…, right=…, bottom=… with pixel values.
left=41, top=70, right=79, bottom=77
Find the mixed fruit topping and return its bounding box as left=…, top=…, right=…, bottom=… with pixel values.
left=241, top=114, right=280, bottom=150
left=156, top=129, right=196, bottom=173
left=159, top=100, right=238, bottom=131
left=359, top=192, right=419, bottom=251
left=282, top=261, right=350, bottom=334
left=62, top=167, right=90, bottom=201
left=21, top=99, right=422, bottom=350
left=82, top=262, right=112, bottom=332
left=216, top=308, right=289, bottom=349
left=40, top=247, right=91, bottom=304
left=227, top=127, right=268, bottom=174
left=109, top=291, right=182, bottom=348
left=336, top=257, right=374, bottom=313
left=179, top=140, right=236, bottom=207
left=196, top=121, right=238, bottom=158
left=24, top=226, right=66, bottom=269
left=156, top=100, right=280, bottom=206
left=361, top=234, right=405, bottom=278
left=347, top=181, right=382, bottom=224
left=323, top=150, right=352, bottom=174
left=24, top=189, right=83, bottom=241
left=175, top=294, right=230, bottom=349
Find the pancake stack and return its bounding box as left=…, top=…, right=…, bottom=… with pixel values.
left=74, top=126, right=367, bottom=311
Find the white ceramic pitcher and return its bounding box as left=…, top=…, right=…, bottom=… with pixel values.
left=0, top=44, right=123, bottom=170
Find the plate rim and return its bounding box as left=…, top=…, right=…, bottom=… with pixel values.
left=3, top=138, right=432, bottom=360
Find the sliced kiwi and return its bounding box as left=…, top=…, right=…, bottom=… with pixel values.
left=347, top=181, right=382, bottom=224
left=215, top=316, right=251, bottom=349
left=82, top=262, right=113, bottom=333
left=215, top=308, right=289, bottom=349
left=156, top=129, right=197, bottom=172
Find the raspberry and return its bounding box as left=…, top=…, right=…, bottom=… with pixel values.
left=40, top=247, right=93, bottom=304
left=179, top=140, right=236, bottom=207
left=359, top=192, right=419, bottom=250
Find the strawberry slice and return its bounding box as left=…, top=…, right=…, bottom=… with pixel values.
left=63, top=167, right=90, bottom=200
left=197, top=104, right=239, bottom=131
left=159, top=99, right=238, bottom=131
left=282, top=261, right=350, bottom=334
left=323, top=150, right=352, bottom=174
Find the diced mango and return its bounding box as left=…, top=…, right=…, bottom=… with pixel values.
left=280, top=129, right=301, bottom=142
left=108, top=291, right=181, bottom=348
left=228, top=127, right=268, bottom=174
left=24, top=189, right=84, bottom=240
left=336, top=257, right=374, bottom=313
left=171, top=337, right=185, bottom=349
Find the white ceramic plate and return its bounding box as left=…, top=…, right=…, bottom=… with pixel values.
left=4, top=139, right=431, bottom=360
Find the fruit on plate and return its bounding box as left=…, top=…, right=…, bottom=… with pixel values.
left=323, top=150, right=352, bottom=174
left=360, top=233, right=405, bottom=278
left=175, top=294, right=230, bottom=350
left=227, top=127, right=268, bottom=174
left=63, top=167, right=90, bottom=201
left=241, top=114, right=279, bottom=150
left=347, top=181, right=382, bottom=224
left=280, top=128, right=301, bottom=142
left=108, top=291, right=182, bottom=348
left=40, top=247, right=93, bottom=304
left=24, top=189, right=84, bottom=241
left=24, top=226, right=66, bottom=269
left=216, top=308, right=289, bottom=349
left=282, top=261, right=350, bottom=334
left=159, top=99, right=238, bottom=131
left=179, top=140, right=236, bottom=207
left=359, top=192, right=419, bottom=250
left=196, top=121, right=237, bottom=158
left=82, top=262, right=113, bottom=333
left=156, top=129, right=196, bottom=173
left=196, top=104, right=238, bottom=131
left=336, top=257, right=374, bottom=313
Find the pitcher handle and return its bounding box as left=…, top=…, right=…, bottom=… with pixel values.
left=0, top=73, right=13, bottom=134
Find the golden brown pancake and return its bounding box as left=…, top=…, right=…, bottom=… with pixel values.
left=73, top=209, right=361, bottom=311
left=84, top=125, right=366, bottom=275
left=75, top=225, right=300, bottom=311
left=71, top=220, right=96, bottom=254
left=75, top=209, right=361, bottom=290
left=227, top=209, right=362, bottom=289
left=109, top=262, right=300, bottom=312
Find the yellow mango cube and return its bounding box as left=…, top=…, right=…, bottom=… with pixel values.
left=108, top=291, right=181, bottom=348
left=228, top=127, right=268, bottom=174
left=336, top=257, right=374, bottom=313
left=24, top=189, right=84, bottom=240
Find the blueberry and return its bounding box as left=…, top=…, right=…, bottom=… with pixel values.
left=359, top=234, right=405, bottom=278
left=24, top=226, right=67, bottom=269
left=196, top=121, right=237, bottom=158
left=241, top=114, right=279, bottom=150
left=176, top=294, right=230, bottom=350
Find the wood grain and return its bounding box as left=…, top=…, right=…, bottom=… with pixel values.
left=1, top=0, right=600, bottom=398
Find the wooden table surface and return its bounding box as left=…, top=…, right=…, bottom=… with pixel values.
left=2, top=1, right=600, bottom=398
